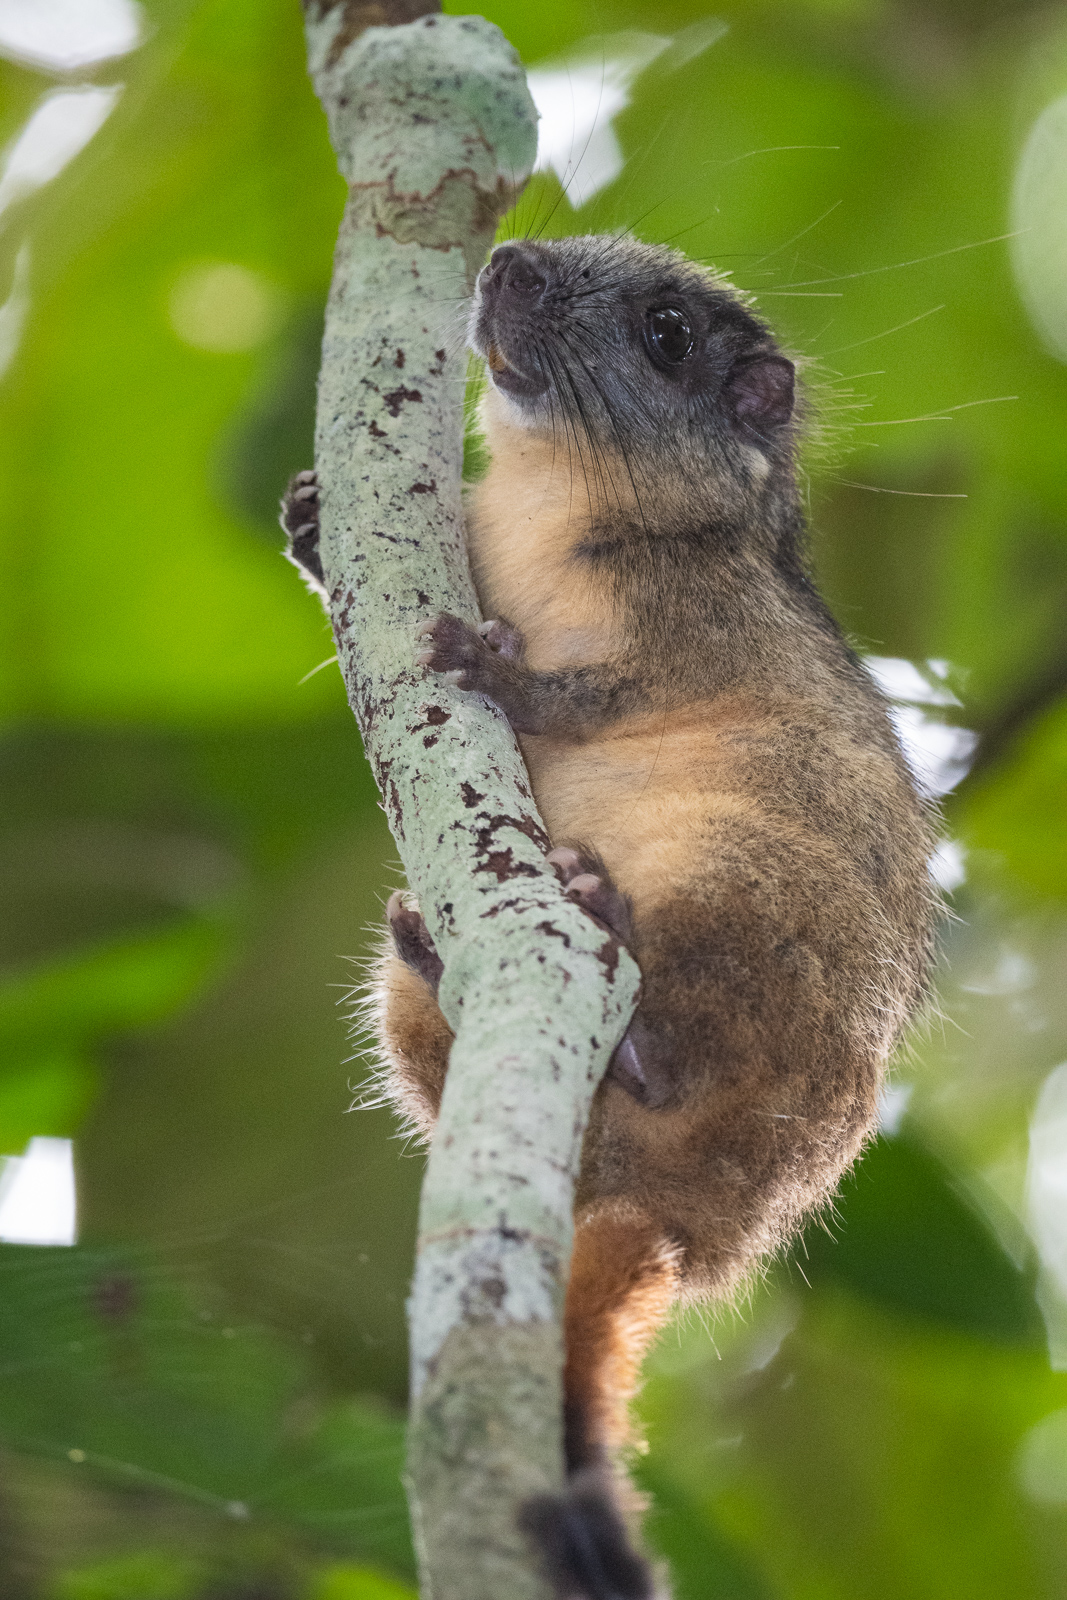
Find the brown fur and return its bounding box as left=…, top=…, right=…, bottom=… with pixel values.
left=316, top=234, right=935, bottom=1598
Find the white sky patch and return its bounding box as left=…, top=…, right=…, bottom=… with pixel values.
left=888, top=705, right=978, bottom=798
left=0, top=239, right=30, bottom=380
left=0, top=0, right=141, bottom=74
left=864, top=654, right=961, bottom=707
left=168, top=262, right=282, bottom=353
left=527, top=19, right=727, bottom=209
left=0, top=85, right=122, bottom=221
left=1027, top=1062, right=1067, bottom=1368
left=929, top=837, right=967, bottom=893
left=876, top=1080, right=914, bottom=1137
left=863, top=655, right=977, bottom=799
left=0, top=1137, right=77, bottom=1246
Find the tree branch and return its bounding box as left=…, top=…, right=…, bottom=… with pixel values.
left=300, top=10, right=642, bottom=1597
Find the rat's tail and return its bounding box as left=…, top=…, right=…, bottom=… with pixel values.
left=521, top=1208, right=681, bottom=1600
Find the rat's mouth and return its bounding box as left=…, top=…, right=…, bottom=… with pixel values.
left=476, top=332, right=549, bottom=402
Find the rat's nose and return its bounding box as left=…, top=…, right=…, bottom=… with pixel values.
left=480, top=245, right=547, bottom=303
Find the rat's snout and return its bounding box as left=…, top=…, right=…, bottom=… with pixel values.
left=472, top=242, right=553, bottom=405
left=478, top=244, right=548, bottom=306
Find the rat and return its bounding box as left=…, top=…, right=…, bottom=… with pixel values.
left=282, top=232, right=936, bottom=1600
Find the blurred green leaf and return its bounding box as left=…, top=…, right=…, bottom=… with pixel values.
left=799, top=1133, right=1045, bottom=1343
left=641, top=1288, right=1067, bottom=1600
left=0, top=1051, right=99, bottom=1153
left=53, top=1550, right=201, bottom=1600
left=310, top=1566, right=416, bottom=1600
left=0, top=922, right=226, bottom=1051
left=959, top=700, right=1067, bottom=903
left=638, top=1461, right=778, bottom=1600
left=0, top=1246, right=413, bottom=1574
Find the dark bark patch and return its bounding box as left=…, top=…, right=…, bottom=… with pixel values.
left=408, top=704, right=451, bottom=736
left=371, top=529, right=421, bottom=547
left=383, top=385, right=423, bottom=417
left=469, top=810, right=550, bottom=880
left=408, top=480, right=437, bottom=494
left=337, top=588, right=357, bottom=633
left=479, top=848, right=539, bottom=883
left=461, top=781, right=486, bottom=808
left=597, top=937, right=621, bottom=982
left=316, top=0, right=441, bottom=70
left=480, top=898, right=520, bottom=919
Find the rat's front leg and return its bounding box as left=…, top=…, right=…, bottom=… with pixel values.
left=416, top=613, right=644, bottom=738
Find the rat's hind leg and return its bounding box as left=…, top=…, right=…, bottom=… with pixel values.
left=369, top=896, right=452, bottom=1138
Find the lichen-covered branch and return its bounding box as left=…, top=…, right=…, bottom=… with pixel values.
left=300, top=7, right=641, bottom=1596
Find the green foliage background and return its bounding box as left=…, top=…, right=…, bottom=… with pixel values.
left=1, top=0, right=1066, bottom=1594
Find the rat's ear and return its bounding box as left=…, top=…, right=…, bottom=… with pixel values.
left=722, top=355, right=795, bottom=432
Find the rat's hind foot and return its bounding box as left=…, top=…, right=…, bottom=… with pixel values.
left=520, top=1469, right=656, bottom=1600
left=281, top=469, right=325, bottom=591
left=549, top=848, right=674, bottom=1107
left=548, top=847, right=633, bottom=945
left=386, top=891, right=443, bottom=996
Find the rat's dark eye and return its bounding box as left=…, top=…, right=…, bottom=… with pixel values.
left=645, top=307, right=694, bottom=364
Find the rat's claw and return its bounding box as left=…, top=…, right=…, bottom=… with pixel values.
left=477, top=617, right=524, bottom=660
left=548, top=847, right=585, bottom=884
left=566, top=872, right=603, bottom=899
left=548, top=848, right=634, bottom=942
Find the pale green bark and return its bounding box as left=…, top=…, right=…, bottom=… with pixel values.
left=301, top=8, right=641, bottom=1597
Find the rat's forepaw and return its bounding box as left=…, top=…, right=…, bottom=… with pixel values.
left=415, top=613, right=485, bottom=688
left=416, top=613, right=520, bottom=691
left=281, top=469, right=324, bottom=590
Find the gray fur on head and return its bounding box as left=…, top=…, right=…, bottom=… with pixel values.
left=469, top=234, right=796, bottom=482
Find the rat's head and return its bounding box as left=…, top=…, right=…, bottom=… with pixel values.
left=468, top=234, right=797, bottom=511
